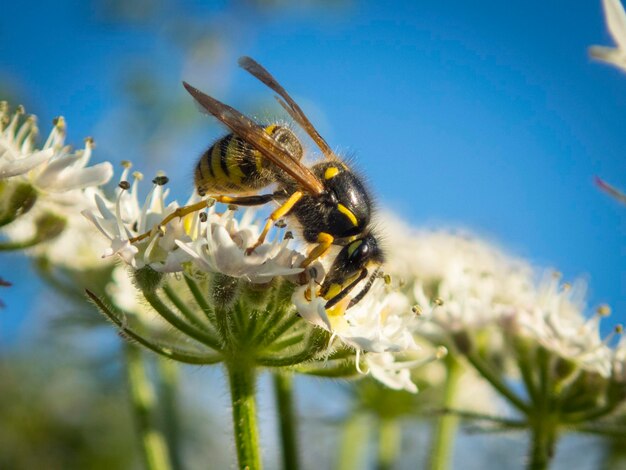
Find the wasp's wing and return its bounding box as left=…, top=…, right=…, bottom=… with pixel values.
left=238, top=56, right=336, bottom=160
left=183, top=82, right=325, bottom=196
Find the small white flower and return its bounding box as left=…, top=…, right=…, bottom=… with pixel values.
left=294, top=281, right=418, bottom=353
left=83, top=167, right=192, bottom=271
left=590, top=0, right=626, bottom=72
left=293, top=279, right=426, bottom=391
left=365, top=346, right=449, bottom=394
left=176, top=207, right=305, bottom=282
left=0, top=104, right=112, bottom=190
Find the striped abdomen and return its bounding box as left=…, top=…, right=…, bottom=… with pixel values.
left=194, top=124, right=302, bottom=196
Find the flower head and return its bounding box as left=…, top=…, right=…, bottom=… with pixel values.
left=512, top=275, right=618, bottom=378
left=293, top=278, right=427, bottom=392
left=176, top=207, right=305, bottom=282
left=0, top=103, right=113, bottom=268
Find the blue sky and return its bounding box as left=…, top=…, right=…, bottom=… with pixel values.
left=1, top=0, right=625, bottom=337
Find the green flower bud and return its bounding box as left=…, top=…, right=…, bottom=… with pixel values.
left=34, top=213, right=66, bottom=243
left=133, top=266, right=164, bottom=293
left=210, top=273, right=240, bottom=309
left=0, top=182, right=38, bottom=226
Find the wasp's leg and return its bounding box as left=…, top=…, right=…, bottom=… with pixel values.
left=129, top=199, right=211, bottom=243
left=211, top=194, right=275, bottom=206
left=346, top=267, right=381, bottom=309
left=300, top=232, right=334, bottom=268
left=130, top=194, right=277, bottom=244
left=245, top=190, right=304, bottom=255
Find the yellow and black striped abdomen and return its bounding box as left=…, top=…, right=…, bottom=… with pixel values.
left=194, top=133, right=269, bottom=196
left=194, top=124, right=303, bottom=196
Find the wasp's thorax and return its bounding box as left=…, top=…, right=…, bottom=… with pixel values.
left=291, top=161, right=373, bottom=243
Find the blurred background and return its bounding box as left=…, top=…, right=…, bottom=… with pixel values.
left=1, top=0, right=624, bottom=468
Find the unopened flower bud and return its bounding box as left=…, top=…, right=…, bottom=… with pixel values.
left=134, top=266, right=164, bottom=293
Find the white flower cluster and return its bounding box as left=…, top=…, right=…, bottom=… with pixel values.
left=381, top=214, right=625, bottom=388
left=0, top=103, right=112, bottom=198
left=513, top=275, right=621, bottom=379
left=293, top=282, right=434, bottom=393
left=382, top=215, right=534, bottom=337
left=0, top=103, right=113, bottom=268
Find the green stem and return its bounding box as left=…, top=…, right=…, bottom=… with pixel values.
left=183, top=275, right=215, bottom=324
left=272, top=373, right=300, bottom=470
left=163, top=283, right=207, bottom=330
left=428, top=357, right=462, bottom=470
left=466, top=352, right=530, bottom=413
left=336, top=413, right=370, bottom=470
left=125, top=344, right=172, bottom=470
left=0, top=237, right=42, bottom=251
left=143, top=290, right=221, bottom=350
left=527, top=418, right=557, bottom=470
left=377, top=418, right=400, bottom=470
left=87, top=290, right=222, bottom=365
left=226, top=361, right=262, bottom=470
left=157, top=358, right=183, bottom=470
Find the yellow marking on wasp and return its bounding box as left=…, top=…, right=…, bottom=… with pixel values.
left=253, top=149, right=263, bottom=172
left=210, top=145, right=228, bottom=183
left=212, top=195, right=236, bottom=204
left=337, top=203, right=358, bottom=227
left=225, top=141, right=246, bottom=184
left=265, top=124, right=278, bottom=135
left=324, top=166, right=340, bottom=180
left=347, top=239, right=363, bottom=257
left=301, top=232, right=334, bottom=267
left=325, top=283, right=342, bottom=300
left=246, top=191, right=304, bottom=254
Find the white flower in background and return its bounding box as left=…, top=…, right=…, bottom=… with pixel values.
left=0, top=103, right=112, bottom=191
left=590, top=0, right=626, bottom=72
left=381, top=215, right=535, bottom=337
left=514, top=275, right=618, bottom=377
left=1, top=103, right=114, bottom=268
left=176, top=207, right=305, bottom=282
left=1, top=185, right=114, bottom=269
left=365, top=346, right=448, bottom=393
left=612, top=334, right=626, bottom=382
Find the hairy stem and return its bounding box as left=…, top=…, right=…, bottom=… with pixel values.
left=377, top=418, right=400, bottom=470
left=527, top=418, right=557, bottom=470
left=428, top=357, right=462, bottom=470
left=226, top=361, right=262, bottom=470
left=157, top=358, right=183, bottom=470
left=336, top=413, right=370, bottom=470
left=125, top=344, right=172, bottom=470
left=273, top=372, right=300, bottom=470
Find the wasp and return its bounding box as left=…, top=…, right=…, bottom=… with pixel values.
left=138, top=57, right=384, bottom=310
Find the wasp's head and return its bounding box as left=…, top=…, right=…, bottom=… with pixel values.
left=320, top=232, right=384, bottom=310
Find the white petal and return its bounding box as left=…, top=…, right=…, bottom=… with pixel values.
left=604, top=0, right=626, bottom=50
left=0, top=148, right=54, bottom=178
